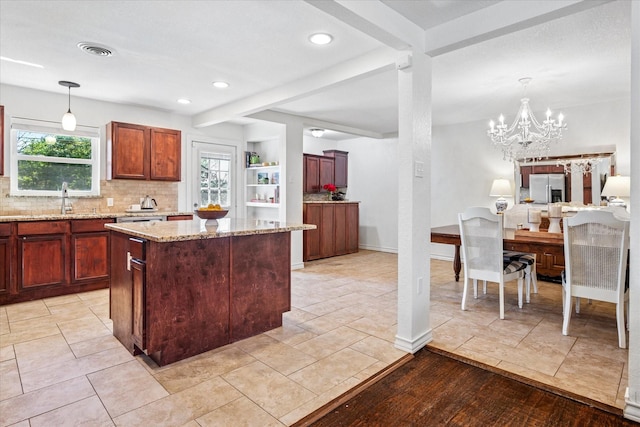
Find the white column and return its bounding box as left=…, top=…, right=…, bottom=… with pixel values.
left=394, top=50, right=432, bottom=353
left=624, top=1, right=640, bottom=422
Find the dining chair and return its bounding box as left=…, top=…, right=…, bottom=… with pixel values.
left=562, top=210, right=630, bottom=348
left=501, top=205, right=539, bottom=298
left=458, top=207, right=526, bottom=319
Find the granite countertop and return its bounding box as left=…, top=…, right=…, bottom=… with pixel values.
left=105, top=217, right=316, bottom=242
left=0, top=211, right=193, bottom=222
left=303, top=200, right=360, bottom=203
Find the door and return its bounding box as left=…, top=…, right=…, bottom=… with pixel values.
left=191, top=141, right=237, bottom=218
left=529, top=174, right=550, bottom=203
left=548, top=174, right=566, bottom=202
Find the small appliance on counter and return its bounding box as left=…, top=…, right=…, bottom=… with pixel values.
left=141, top=195, right=157, bottom=210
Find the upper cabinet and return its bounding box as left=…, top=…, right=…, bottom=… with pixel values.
left=304, top=153, right=345, bottom=193
left=323, top=150, right=348, bottom=188
left=107, top=121, right=181, bottom=181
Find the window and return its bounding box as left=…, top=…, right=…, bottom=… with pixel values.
left=199, top=152, right=231, bottom=207
left=10, top=118, right=100, bottom=196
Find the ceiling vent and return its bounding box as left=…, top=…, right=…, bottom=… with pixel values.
left=77, top=42, right=114, bottom=57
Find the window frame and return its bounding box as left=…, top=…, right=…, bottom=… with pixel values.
left=10, top=117, right=101, bottom=197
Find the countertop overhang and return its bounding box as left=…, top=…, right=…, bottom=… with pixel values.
left=105, top=218, right=316, bottom=242
left=0, top=211, right=193, bottom=222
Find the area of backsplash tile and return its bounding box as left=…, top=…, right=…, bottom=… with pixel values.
left=0, top=177, right=179, bottom=215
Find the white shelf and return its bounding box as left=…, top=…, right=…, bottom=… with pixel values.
left=246, top=202, right=280, bottom=208
left=247, top=165, right=279, bottom=171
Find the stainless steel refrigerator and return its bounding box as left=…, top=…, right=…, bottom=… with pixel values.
left=529, top=174, right=565, bottom=203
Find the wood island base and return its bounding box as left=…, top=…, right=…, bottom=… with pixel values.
left=110, top=231, right=291, bottom=366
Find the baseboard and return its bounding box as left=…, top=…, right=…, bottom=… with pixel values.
left=358, top=244, right=398, bottom=253
left=624, top=387, right=640, bottom=422
left=394, top=329, right=432, bottom=353
left=290, top=261, right=305, bottom=270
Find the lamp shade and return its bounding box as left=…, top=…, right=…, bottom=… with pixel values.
left=310, top=128, right=325, bottom=138
left=601, top=175, right=630, bottom=197
left=489, top=178, right=512, bottom=197
left=62, top=111, right=76, bottom=131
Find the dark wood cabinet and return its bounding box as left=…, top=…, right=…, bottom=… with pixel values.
left=108, top=121, right=181, bottom=181
left=0, top=223, right=12, bottom=295
left=18, top=221, right=69, bottom=290
left=303, top=154, right=335, bottom=193
left=503, top=240, right=565, bottom=278
left=323, top=150, right=348, bottom=188
left=1, top=219, right=113, bottom=305
left=303, top=202, right=359, bottom=261
left=71, top=219, right=112, bottom=284
left=166, top=214, right=193, bottom=221
left=131, top=258, right=146, bottom=351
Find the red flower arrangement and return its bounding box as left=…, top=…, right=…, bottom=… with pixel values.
left=323, top=183, right=337, bottom=193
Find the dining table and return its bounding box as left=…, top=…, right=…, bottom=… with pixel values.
left=430, top=224, right=566, bottom=281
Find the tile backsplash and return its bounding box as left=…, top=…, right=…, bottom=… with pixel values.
left=0, top=177, right=178, bottom=215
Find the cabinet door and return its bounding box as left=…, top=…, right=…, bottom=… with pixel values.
left=334, top=204, right=347, bottom=256
left=304, top=155, right=320, bottom=193
left=131, top=258, right=146, bottom=351
left=303, top=204, right=322, bottom=260
left=150, top=127, right=181, bottom=181
left=111, top=122, right=149, bottom=180
left=324, top=150, right=348, bottom=187
left=345, top=204, right=359, bottom=253
left=320, top=204, right=335, bottom=258
left=520, top=166, right=532, bottom=188
left=71, top=232, right=110, bottom=283
left=0, top=238, right=9, bottom=295
left=319, top=157, right=335, bottom=191
left=19, top=234, right=67, bottom=289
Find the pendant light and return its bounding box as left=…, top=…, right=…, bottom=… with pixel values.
left=59, top=80, right=80, bottom=131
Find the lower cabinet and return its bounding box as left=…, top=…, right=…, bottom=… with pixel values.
left=1, top=219, right=113, bottom=305
left=303, top=202, right=359, bottom=261
left=503, top=241, right=565, bottom=278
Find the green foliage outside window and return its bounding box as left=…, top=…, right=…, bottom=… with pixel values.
left=16, top=131, right=93, bottom=191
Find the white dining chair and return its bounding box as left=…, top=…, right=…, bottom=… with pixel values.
left=562, top=210, right=630, bottom=348
left=459, top=207, right=526, bottom=320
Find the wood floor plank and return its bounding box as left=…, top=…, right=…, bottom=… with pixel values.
left=298, top=349, right=638, bottom=427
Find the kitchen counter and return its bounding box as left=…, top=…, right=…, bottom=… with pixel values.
left=0, top=211, right=193, bottom=222
left=105, top=218, right=315, bottom=242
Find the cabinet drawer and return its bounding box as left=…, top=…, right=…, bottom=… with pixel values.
left=167, top=215, right=193, bottom=221
left=18, top=221, right=69, bottom=236
left=71, top=219, right=115, bottom=233
left=0, top=223, right=11, bottom=237
left=129, top=238, right=145, bottom=260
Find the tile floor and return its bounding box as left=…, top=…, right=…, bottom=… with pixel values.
left=0, top=250, right=628, bottom=426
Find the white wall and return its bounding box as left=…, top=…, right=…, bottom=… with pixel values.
left=0, top=84, right=244, bottom=211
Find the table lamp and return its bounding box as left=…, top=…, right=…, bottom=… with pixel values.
left=601, top=175, right=630, bottom=208
left=490, top=178, right=512, bottom=213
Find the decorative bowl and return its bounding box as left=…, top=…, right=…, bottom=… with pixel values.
left=194, top=209, right=228, bottom=220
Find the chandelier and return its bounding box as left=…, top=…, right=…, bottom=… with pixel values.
left=556, top=157, right=601, bottom=175
left=487, top=78, right=566, bottom=162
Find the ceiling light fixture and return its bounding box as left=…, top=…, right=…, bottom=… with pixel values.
left=59, top=80, right=80, bottom=131
left=556, top=157, right=602, bottom=176
left=212, top=81, right=229, bottom=89
left=177, top=98, right=191, bottom=104
left=487, top=77, right=566, bottom=162
left=310, top=128, right=325, bottom=138
left=309, top=33, right=333, bottom=45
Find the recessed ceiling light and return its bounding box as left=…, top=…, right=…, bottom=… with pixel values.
left=0, top=56, right=44, bottom=68
left=309, top=33, right=333, bottom=45
left=212, top=81, right=229, bottom=89
left=310, top=128, right=325, bottom=138
left=177, top=98, right=191, bottom=104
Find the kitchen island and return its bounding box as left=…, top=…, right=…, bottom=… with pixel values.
left=106, top=218, right=315, bottom=366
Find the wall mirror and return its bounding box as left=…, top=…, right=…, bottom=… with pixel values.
left=514, top=151, right=616, bottom=206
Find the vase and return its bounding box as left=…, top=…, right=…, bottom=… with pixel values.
left=327, top=192, right=333, bottom=200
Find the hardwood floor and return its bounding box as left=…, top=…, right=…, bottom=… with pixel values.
left=298, top=348, right=638, bottom=427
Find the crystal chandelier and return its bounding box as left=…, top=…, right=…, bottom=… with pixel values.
left=556, top=157, right=601, bottom=175
left=487, top=78, right=566, bottom=162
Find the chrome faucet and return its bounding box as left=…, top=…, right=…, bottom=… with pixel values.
left=61, top=181, right=72, bottom=214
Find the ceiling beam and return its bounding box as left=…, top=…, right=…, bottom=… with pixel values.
left=192, top=47, right=396, bottom=128
left=305, top=0, right=425, bottom=51
left=425, top=0, right=614, bottom=56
